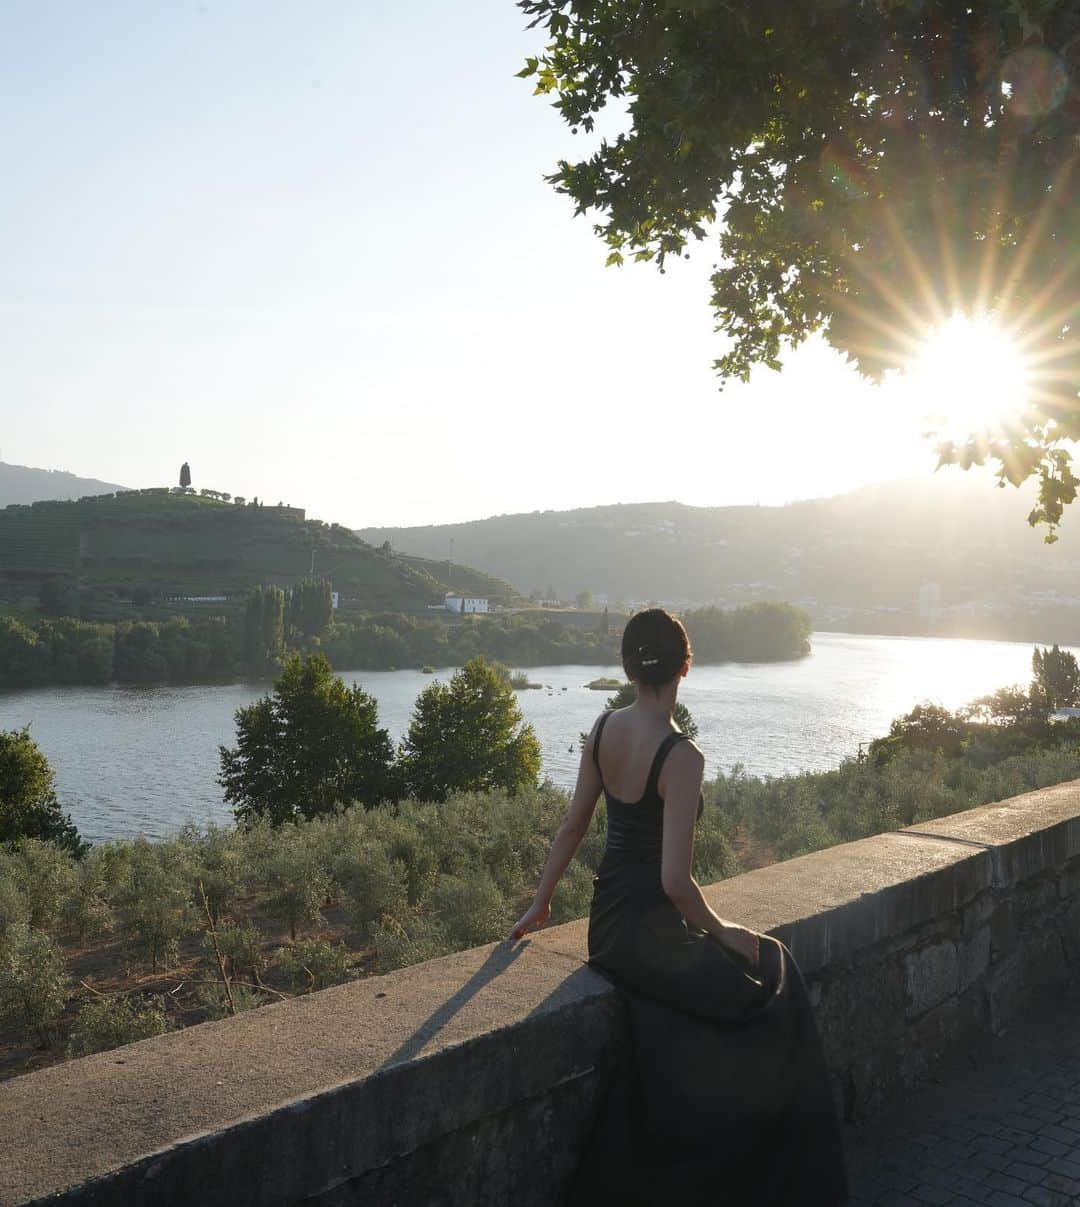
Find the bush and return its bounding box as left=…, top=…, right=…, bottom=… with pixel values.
left=0, top=923, right=70, bottom=1047
left=428, top=870, right=511, bottom=950
left=197, top=982, right=263, bottom=1020
left=275, top=939, right=353, bottom=991
left=371, top=913, right=448, bottom=973
left=0, top=871, right=29, bottom=942
left=210, top=922, right=266, bottom=981
left=66, top=993, right=171, bottom=1057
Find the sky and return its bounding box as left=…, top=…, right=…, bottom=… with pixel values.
left=1, top=0, right=967, bottom=528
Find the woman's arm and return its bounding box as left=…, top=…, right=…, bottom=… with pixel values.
left=659, top=742, right=760, bottom=967
left=509, top=716, right=604, bottom=940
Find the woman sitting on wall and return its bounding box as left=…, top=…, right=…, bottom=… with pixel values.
left=510, top=607, right=848, bottom=1205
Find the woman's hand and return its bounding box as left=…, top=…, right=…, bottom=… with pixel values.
left=509, top=898, right=551, bottom=941
left=718, top=921, right=759, bottom=967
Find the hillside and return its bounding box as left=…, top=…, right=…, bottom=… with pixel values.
left=0, top=461, right=126, bottom=507
left=0, top=489, right=520, bottom=618
left=359, top=474, right=1080, bottom=643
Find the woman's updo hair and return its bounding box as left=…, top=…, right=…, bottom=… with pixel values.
left=621, top=608, right=691, bottom=689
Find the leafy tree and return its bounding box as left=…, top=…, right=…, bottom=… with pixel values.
left=575, top=589, right=594, bottom=610
left=220, top=653, right=396, bottom=825
left=398, top=657, right=542, bottom=802
left=243, top=586, right=286, bottom=675
left=1030, top=644, right=1080, bottom=713
left=520, top=1, right=1080, bottom=532
left=288, top=578, right=333, bottom=638
left=868, top=702, right=970, bottom=764
left=0, top=728, right=85, bottom=855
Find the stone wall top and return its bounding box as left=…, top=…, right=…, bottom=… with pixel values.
left=3, top=780, right=1080, bottom=1205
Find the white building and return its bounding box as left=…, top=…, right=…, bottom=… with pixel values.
left=445, top=594, right=488, bottom=614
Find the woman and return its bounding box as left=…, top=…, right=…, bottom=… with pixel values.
left=510, top=608, right=848, bottom=1205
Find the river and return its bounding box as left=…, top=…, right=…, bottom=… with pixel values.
left=0, top=633, right=1058, bottom=844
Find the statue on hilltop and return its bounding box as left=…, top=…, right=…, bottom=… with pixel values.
left=179, top=462, right=191, bottom=489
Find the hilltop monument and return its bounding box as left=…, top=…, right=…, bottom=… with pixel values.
left=179, top=461, right=191, bottom=488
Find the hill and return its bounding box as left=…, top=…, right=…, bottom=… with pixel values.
left=359, top=474, right=1080, bottom=643
left=0, top=461, right=127, bottom=507
left=0, top=489, right=520, bottom=619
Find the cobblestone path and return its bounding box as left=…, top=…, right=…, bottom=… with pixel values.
left=846, top=989, right=1080, bottom=1205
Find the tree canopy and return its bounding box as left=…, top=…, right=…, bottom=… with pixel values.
left=398, top=657, right=542, bottom=802
left=219, top=653, right=396, bottom=825
left=0, top=727, right=85, bottom=855
left=520, top=1, right=1080, bottom=531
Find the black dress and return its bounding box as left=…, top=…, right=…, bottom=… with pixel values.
left=568, top=712, right=848, bottom=1205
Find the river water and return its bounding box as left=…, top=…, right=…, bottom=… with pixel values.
left=0, top=633, right=1056, bottom=844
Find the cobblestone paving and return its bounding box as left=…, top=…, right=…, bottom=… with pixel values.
left=846, top=990, right=1080, bottom=1206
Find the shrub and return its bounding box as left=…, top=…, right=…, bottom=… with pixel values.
left=550, top=859, right=595, bottom=924
left=0, top=923, right=70, bottom=1047
left=210, top=922, right=266, bottom=982
left=197, top=981, right=263, bottom=1020
left=274, top=938, right=352, bottom=991
left=0, top=872, right=29, bottom=942
left=371, top=912, right=448, bottom=973
left=66, top=993, right=171, bottom=1057
left=427, top=870, right=510, bottom=950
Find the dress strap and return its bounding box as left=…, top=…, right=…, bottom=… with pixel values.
left=644, top=732, right=689, bottom=801
left=592, top=710, right=612, bottom=792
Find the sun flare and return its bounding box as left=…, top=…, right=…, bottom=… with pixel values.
left=905, top=314, right=1031, bottom=441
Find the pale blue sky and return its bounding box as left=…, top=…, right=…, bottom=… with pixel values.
left=3, top=1, right=963, bottom=527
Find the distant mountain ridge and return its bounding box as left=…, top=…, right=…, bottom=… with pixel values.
left=0, top=461, right=128, bottom=507
left=359, top=475, right=1080, bottom=642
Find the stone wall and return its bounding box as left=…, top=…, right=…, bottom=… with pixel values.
left=2, top=783, right=1079, bottom=1206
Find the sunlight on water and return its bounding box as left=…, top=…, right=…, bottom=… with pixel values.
left=0, top=634, right=1058, bottom=844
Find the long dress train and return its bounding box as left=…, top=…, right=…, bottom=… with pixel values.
left=567, top=714, right=848, bottom=1205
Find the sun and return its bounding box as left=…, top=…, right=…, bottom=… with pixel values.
left=904, top=314, right=1031, bottom=442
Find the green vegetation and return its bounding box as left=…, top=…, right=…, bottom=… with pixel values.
left=3, top=712, right=1078, bottom=1074
left=520, top=2, right=1080, bottom=533
left=1, top=595, right=812, bottom=687
left=0, top=488, right=518, bottom=629
left=0, top=728, right=84, bottom=855
left=398, top=659, right=542, bottom=803
left=220, top=653, right=396, bottom=827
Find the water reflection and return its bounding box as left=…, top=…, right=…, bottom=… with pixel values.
left=0, top=633, right=1056, bottom=845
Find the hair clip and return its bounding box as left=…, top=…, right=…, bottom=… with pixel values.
left=640, top=656, right=660, bottom=666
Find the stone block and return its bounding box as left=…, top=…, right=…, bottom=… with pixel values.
left=904, top=940, right=959, bottom=1018
left=992, top=898, right=1019, bottom=960
left=988, top=951, right=1024, bottom=1034
left=959, top=925, right=991, bottom=993
left=904, top=780, right=1080, bottom=886
left=962, top=891, right=995, bottom=937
